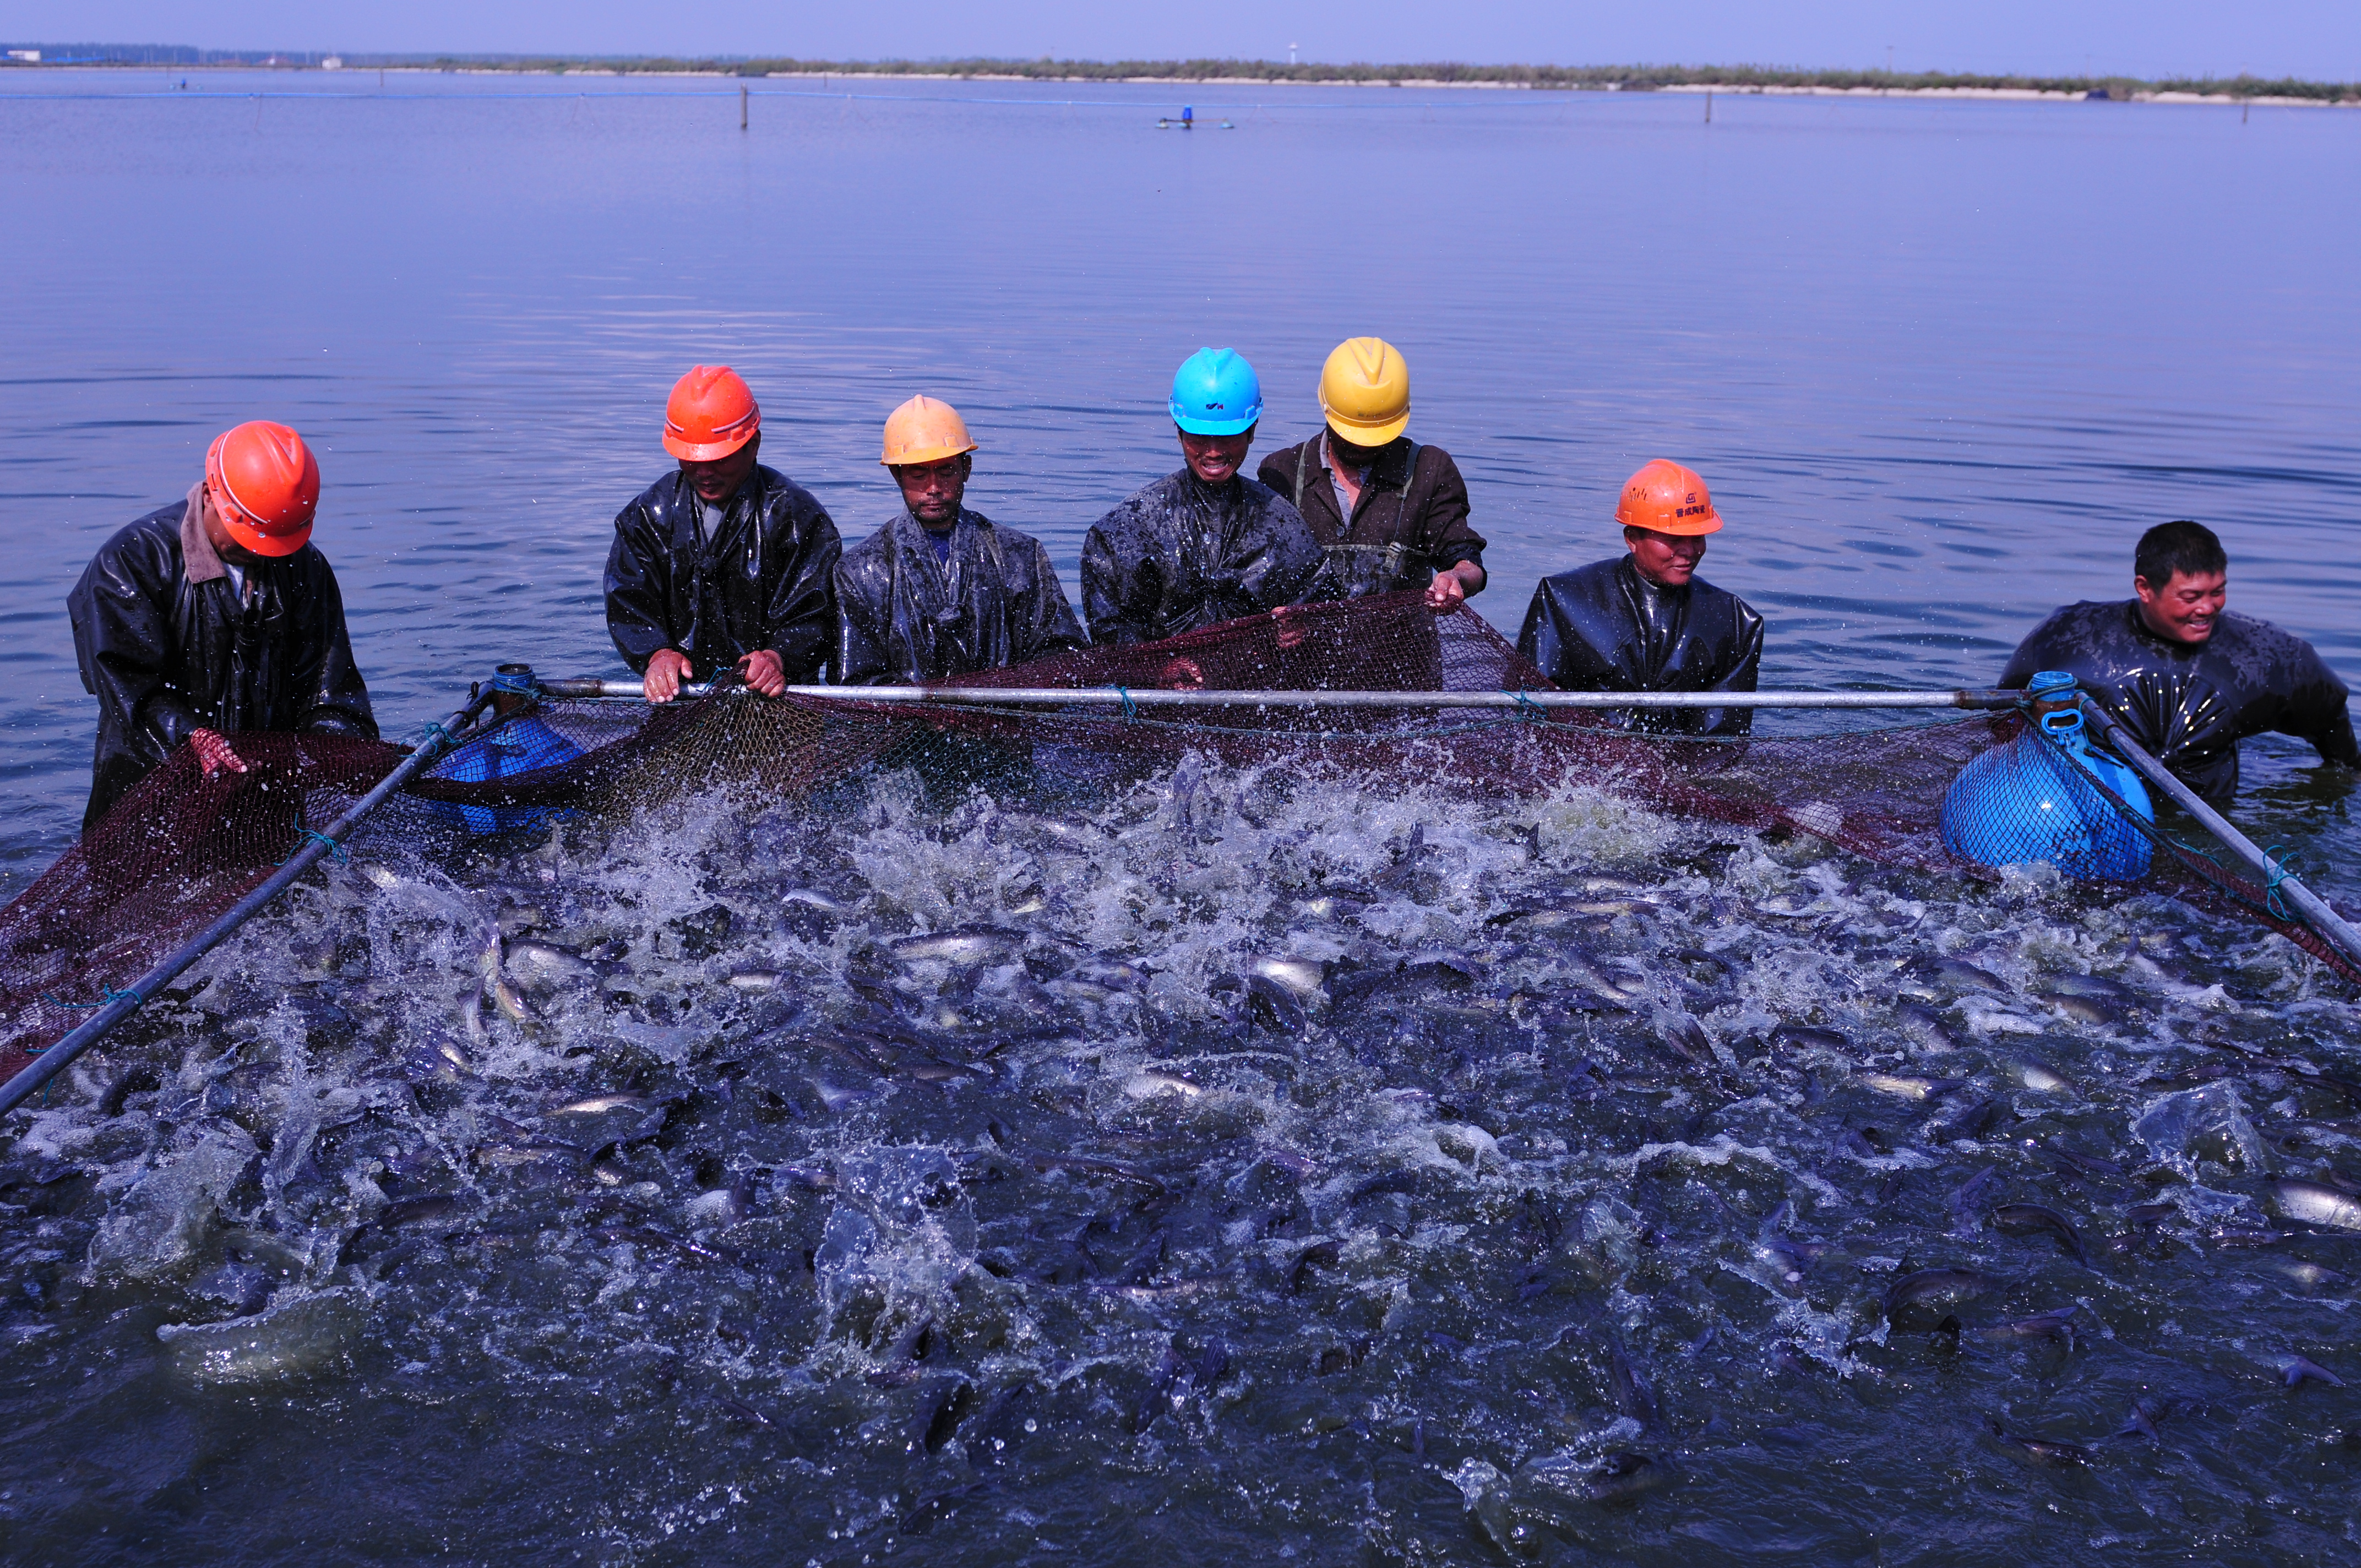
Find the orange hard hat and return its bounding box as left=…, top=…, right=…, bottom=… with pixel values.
left=879, top=394, right=978, bottom=467
left=1615, top=459, right=1722, bottom=536
left=662, top=366, right=761, bottom=461
left=205, top=421, right=320, bottom=557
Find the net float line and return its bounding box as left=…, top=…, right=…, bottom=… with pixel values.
left=536, top=679, right=2032, bottom=711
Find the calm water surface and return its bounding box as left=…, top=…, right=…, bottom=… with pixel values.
left=0, top=73, right=2358, bottom=1565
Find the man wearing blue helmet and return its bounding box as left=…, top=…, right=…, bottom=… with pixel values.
left=1080, top=349, right=1323, bottom=646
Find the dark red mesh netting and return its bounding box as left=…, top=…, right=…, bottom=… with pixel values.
left=1, top=592, right=2348, bottom=1075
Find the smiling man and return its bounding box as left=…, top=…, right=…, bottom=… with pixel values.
left=2000, top=520, right=2356, bottom=805
left=605, top=366, right=840, bottom=702
left=1080, top=348, right=1322, bottom=646
left=1516, top=460, right=1764, bottom=737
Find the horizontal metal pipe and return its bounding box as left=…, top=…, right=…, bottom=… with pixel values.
left=534, top=678, right=2025, bottom=711
left=2076, top=697, right=2361, bottom=974
left=0, top=684, right=499, bottom=1119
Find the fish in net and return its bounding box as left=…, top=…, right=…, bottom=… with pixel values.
left=0, top=591, right=2349, bottom=1075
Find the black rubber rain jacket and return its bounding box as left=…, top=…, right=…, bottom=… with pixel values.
left=68, top=496, right=376, bottom=831
left=1516, top=556, right=1766, bottom=738
left=604, top=466, right=841, bottom=681
left=1256, top=434, right=1486, bottom=600
left=834, top=509, right=1086, bottom=685
left=2001, top=600, right=2357, bottom=805
left=1080, top=469, right=1323, bottom=646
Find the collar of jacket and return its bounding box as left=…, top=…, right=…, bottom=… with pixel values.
left=673, top=466, right=774, bottom=547
left=1323, top=431, right=1416, bottom=492
left=180, top=481, right=231, bottom=585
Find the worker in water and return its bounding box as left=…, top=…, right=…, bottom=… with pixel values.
left=1516, top=460, right=1765, bottom=737
left=1081, top=349, right=1323, bottom=646
left=2000, top=520, right=2355, bottom=806
left=835, top=395, right=1085, bottom=684
left=605, top=366, right=841, bottom=703
left=68, top=421, right=376, bottom=831
left=1256, top=337, right=1487, bottom=609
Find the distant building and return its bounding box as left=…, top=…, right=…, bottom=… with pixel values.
left=323, top=55, right=343, bottom=70
left=6, top=50, right=40, bottom=63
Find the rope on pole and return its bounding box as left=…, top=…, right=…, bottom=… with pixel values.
left=2076, top=696, right=2361, bottom=975
left=0, top=681, right=501, bottom=1120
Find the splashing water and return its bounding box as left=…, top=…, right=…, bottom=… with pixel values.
left=0, top=752, right=2355, bottom=1563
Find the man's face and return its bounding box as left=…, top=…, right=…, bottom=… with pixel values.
left=2134, top=568, right=2227, bottom=645
left=1625, top=526, right=1707, bottom=587
left=679, top=434, right=760, bottom=506
left=1178, top=424, right=1255, bottom=484
left=1328, top=429, right=1388, bottom=472
left=199, top=484, right=265, bottom=566
left=893, top=454, right=970, bottom=526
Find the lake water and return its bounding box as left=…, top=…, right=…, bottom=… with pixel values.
left=1, top=71, right=2359, bottom=1565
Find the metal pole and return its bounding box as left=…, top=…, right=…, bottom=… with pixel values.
left=0, top=683, right=498, bottom=1118
left=532, top=679, right=2025, bottom=711
left=2078, top=696, right=2361, bottom=973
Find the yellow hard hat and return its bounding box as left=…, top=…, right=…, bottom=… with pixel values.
left=1318, top=337, right=1411, bottom=447
left=879, top=394, right=977, bottom=466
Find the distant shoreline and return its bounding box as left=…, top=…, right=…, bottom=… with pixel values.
left=3, top=53, right=2356, bottom=105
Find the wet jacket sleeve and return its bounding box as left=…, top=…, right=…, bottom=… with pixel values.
left=831, top=549, right=894, bottom=687
left=1080, top=513, right=1148, bottom=647
left=1998, top=611, right=2072, bottom=690
left=603, top=498, right=674, bottom=674
left=289, top=559, right=377, bottom=737
left=1515, top=582, right=1586, bottom=688
left=1015, top=535, right=1087, bottom=664
left=68, top=530, right=203, bottom=818
left=1695, top=603, right=1766, bottom=738
left=761, top=498, right=841, bottom=680
left=1236, top=492, right=1324, bottom=614
left=2283, top=642, right=2361, bottom=767
left=1421, top=451, right=1483, bottom=571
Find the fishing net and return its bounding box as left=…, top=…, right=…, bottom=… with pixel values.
left=0, top=591, right=2349, bottom=1074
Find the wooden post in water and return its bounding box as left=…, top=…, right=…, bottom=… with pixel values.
left=741, top=84, right=749, bottom=130
left=2242, top=99, right=2249, bottom=124
left=1705, top=91, right=1712, bottom=124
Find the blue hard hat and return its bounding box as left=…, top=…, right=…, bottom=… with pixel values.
left=1169, top=347, right=1263, bottom=436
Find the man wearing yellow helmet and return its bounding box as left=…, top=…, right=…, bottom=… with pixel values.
left=1258, top=338, right=1486, bottom=609
left=835, top=395, right=1084, bottom=684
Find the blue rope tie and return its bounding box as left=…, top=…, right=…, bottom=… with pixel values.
left=1113, top=686, right=1138, bottom=721
left=1507, top=688, right=1544, bottom=723
left=412, top=720, right=455, bottom=758
left=2261, top=843, right=2304, bottom=922
left=280, top=827, right=349, bottom=867
left=38, top=984, right=146, bottom=1019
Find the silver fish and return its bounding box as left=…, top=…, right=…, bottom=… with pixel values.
left=727, top=971, right=787, bottom=993
left=548, top=1092, right=656, bottom=1116
left=1248, top=957, right=1326, bottom=1004
left=891, top=926, right=1026, bottom=966
left=2271, top=1179, right=2361, bottom=1232
left=2275, top=1354, right=2346, bottom=1389
left=1856, top=1072, right=1966, bottom=1102
left=506, top=940, right=594, bottom=987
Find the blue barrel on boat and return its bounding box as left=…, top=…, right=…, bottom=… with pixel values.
left=1941, top=673, right=2153, bottom=880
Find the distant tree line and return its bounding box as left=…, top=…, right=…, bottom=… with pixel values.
left=4, top=48, right=2354, bottom=102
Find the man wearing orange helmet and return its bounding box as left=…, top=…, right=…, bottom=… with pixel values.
left=67, top=421, right=376, bottom=830
left=835, top=396, right=1084, bottom=684
left=1516, top=460, right=1764, bottom=738
left=1256, top=337, right=1486, bottom=608
left=605, top=366, right=841, bottom=702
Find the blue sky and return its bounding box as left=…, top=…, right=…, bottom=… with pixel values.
left=7, top=1, right=2358, bottom=79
